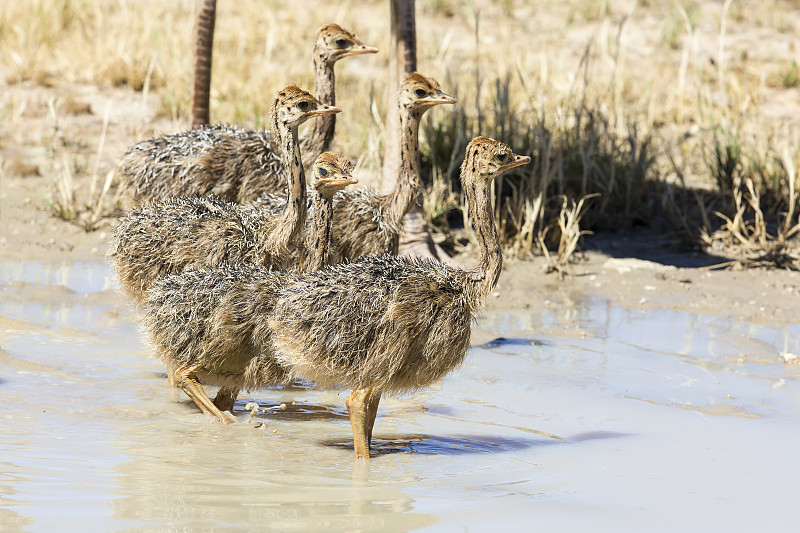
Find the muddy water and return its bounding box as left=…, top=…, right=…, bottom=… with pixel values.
left=1, top=260, right=799, bottom=532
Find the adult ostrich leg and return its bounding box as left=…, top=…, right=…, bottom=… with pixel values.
left=191, top=0, right=216, bottom=128
left=382, top=0, right=449, bottom=261
left=382, top=0, right=416, bottom=183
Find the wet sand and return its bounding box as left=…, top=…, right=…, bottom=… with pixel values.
left=1, top=260, right=799, bottom=532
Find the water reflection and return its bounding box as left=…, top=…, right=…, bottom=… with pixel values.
left=0, top=260, right=124, bottom=335
left=328, top=433, right=560, bottom=456
left=0, top=260, right=115, bottom=295
left=107, top=419, right=439, bottom=531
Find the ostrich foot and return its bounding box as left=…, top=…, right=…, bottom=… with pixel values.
left=174, top=364, right=235, bottom=424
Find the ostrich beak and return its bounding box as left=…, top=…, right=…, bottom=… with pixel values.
left=317, top=172, right=359, bottom=188
left=500, top=154, right=531, bottom=172
left=307, top=104, right=341, bottom=118
left=419, top=90, right=458, bottom=106
left=344, top=43, right=379, bottom=56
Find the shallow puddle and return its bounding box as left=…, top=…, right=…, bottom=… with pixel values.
left=1, top=260, right=799, bottom=532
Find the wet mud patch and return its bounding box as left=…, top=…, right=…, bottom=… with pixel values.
left=235, top=399, right=350, bottom=422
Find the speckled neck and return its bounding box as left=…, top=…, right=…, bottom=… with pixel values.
left=275, top=120, right=308, bottom=249
left=306, top=190, right=336, bottom=272
left=385, top=107, right=422, bottom=226
left=300, top=53, right=336, bottom=160
left=463, top=172, right=502, bottom=309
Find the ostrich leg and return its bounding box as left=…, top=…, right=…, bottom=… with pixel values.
left=346, top=386, right=382, bottom=459
left=382, top=0, right=417, bottom=186
left=191, top=0, right=216, bottom=128
left=174, top=363, right=236, bottom=424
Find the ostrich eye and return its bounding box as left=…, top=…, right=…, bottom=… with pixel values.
left=497, top=151, right=508, bottom=162
left=335, top=38, right=349, bottom=48
left=318, top=167, right=329, bottom=177
left=297, top=101, right=310, bottom=111
left=414, top=88, right=427, bottom=98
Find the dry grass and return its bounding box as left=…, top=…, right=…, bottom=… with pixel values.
left=46, top=101, right=116, bottom=231
left=2, top=0, right=800, bottom=269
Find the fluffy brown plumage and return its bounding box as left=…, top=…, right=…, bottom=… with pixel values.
left=108, top=86, right=340, bottom=304
left=117, top=24, right=375, bottom=207
left=141, top=153, right=359, bottom=424
left=264, top=73, right=456, bottom=262
left=142, top=263, right=288, bottom=424
left=139, top=137, right=530, bottom=458
left=211, top=152, right=357, bottom=412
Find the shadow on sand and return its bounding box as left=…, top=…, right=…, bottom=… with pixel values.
left=585, top=230, right=729, bottom=269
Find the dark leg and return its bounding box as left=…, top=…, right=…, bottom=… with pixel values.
left=213, top=386, right=240, bottom=412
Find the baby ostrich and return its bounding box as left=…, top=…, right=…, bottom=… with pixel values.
left=118, top=24, right=376, bottom=206
left=140, top=137, right=530, bottom=459
left=268, top=137, right=529, bottom=458
left=108, top=85, right=340, bottom=305
left=297, top=153, right=359, bottom=272
left=143, top=153, right=359, bottom=420
left=300, top=24, right=378, bottom=162
left=212, top=152, right=358, bottom=411
left=263, top=73, right=456, bottom=261
left=143, top=263, right=287, bottom=424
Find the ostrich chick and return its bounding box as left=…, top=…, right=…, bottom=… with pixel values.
left=212, top=151, right=358, bottom=411
left=268, top=137, right=529, bottom=459
left=142, top=152, right=359, bottom=421
left=118, top=23, right=376, bottom=207
left=108, top=85, right=339, bottom=305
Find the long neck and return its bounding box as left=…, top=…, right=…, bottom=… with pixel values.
left=305, top=191, right=335, bottom=271
left=385, top=106, right=422, bottom=224
left=465, top=176, right=503, bottom=308
left=300, top=54, right=336, bottom=159
left=274, top=123, right=307, bottom=250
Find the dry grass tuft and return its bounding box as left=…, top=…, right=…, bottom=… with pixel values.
left=700, top=150, right=800, bottom=269
left=539, top=195, right=597, bottom=276
left=47, top=103, right=118, bottom=231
